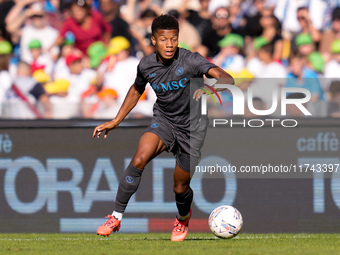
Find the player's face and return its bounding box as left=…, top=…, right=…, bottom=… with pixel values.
left=151, top=29, right=179, bottom=63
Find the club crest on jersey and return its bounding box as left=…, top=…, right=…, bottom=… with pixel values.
left=175, top=67, right=184, bottom=76
left=151, top=83, right=161, bottom=93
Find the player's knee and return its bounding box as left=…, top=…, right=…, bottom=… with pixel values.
left=131, top=155, right=147, bottom=169
left=173, top=183, right=189, bottom=195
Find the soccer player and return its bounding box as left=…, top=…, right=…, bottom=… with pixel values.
left=93, top=14, right=234, bottom=241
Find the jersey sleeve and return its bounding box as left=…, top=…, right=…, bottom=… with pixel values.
left=189, top=52, right=217, bottom=77
left=134, top=63, right=148, bottom=89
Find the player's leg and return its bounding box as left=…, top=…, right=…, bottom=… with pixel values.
left=170, top=119, right=207, bottom=241
left=97, top=132, right=166, bottom=236
left=113, top=132, right=166, bottom=214
left=173, top=163, right=193, bottom=219
left=171, top=162, right=193, bottom=241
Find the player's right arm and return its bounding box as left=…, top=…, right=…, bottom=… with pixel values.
left=92, top=83, right=144, bottom=138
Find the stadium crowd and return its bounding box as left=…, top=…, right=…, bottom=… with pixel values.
left=0, top=0, right=340, bottom=119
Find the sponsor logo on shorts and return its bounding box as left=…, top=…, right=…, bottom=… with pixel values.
left=175, top=66, right=184, bottom=76
left=125, top=176, right=134, bottom=183
left=151, top=123, right=159, bottom=128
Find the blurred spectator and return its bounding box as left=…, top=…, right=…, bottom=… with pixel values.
left=324, top=40, right=340, bottom=79
left=328, top=80, right=340, bottom=117
left=295, top=7, right=321, bottom=44
left=162, top=0, right=200, bottom=14
left=49, top=53, right=96, bottom=118
left=29, top=39, right=54, bottom=76
left=130, top=8, right=157, bottom=57
left=306, top=51, right=325, bottom=76
left=295, top=33, right=315, bottom=57
left=208, top=0, right=229, bottom=14
left=286, top=52, right=324, bottom=102
left=6, top=1, right=60, bottom=63
left=320, top=7, right=340, bottom=62
left=0, top=0, right=15, bottom=43
left=4, top=61, right=51, bottom=119
left=167, top=9, right=201, bottom=52
left=99, top=0, right=133, bottom=42
left=84, top=87, right=120, bottom=118
left=53, top=0, right=111, bottom=55
left=308, top=0, right=328, bottom=31
left=0, top=40, right=12, bottom=117
left=274, top=0, right=307, bottom=36
left=32, top=69, right=51, bottom=84
left=228, top=0, right=246, bottom=35
left=232, top=68, right=255, bottom=91
left=250, top=43, right=287, bottom=106
left=199, top=6, right=236, bottom=58
left=182, top=0, right=211, bottom=39
left=86, top=0, right=100, bottom=10
left=120, top=0, right=162, bottom=24
left=96, top=36, right=154, bottom=117
left=244, top=0, right=265, bottom=39
left=324, top=40, right=340, bottom=94
left=87, top=41, right=108, bottom=70
left=258, top=8, right=283, bottom=61
left=213, top=33, right=245, bottom=72
left=64, top=52, right=96, bottom=102
left=246, top=36, right=268, bottom=76
left=44, top=78, right=71, bottom=97
left=53, top=37, right=79, bottom=79
left=44, top=0, right=65, bottom=30
left=241, top=0, right=275, bottom=18
left=323, top=0, right=340, bottom=29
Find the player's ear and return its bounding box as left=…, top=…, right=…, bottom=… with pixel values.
left=151, top=36, right=156, bottom=46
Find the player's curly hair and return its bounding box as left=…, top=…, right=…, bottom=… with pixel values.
left=151, top=14, right=179, bottom=36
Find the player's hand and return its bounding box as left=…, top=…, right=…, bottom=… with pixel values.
left=193, top=88, right=205, bottom=101
left=18, top=0, right=40, bottom=7
left=92, top=120, right=119, bottom=138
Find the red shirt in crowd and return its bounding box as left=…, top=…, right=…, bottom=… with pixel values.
left=59, top=11, right=111, bottom=54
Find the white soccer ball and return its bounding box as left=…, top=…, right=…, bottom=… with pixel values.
left=208, top=205, right=243, bottom=239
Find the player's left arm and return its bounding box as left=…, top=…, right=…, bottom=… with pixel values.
left=193, top=67, right=234, bottom=101
left=207, top=66, right=234, bottom=87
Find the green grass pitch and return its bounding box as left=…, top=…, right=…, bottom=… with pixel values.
left=1, top=233, right=340, bottom=255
